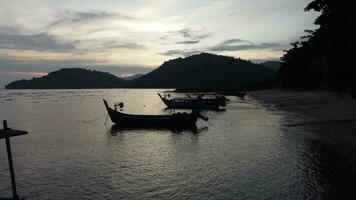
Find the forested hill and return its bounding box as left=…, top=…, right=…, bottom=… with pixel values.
left=5, top=54, right=276, bottom=89
left=261, top=61, right=281, bottom=70
left=5, top=68, right=128, bottom=89
left=277, top=0, right=356, bottom=97
left=133, top=53, right=275, bottom=89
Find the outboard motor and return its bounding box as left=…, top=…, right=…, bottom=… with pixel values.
left=197, top=113, right=209, bottom=121
left=192, top=110, right=209, bottom=121
left=114, top=102, right=124, bottom=111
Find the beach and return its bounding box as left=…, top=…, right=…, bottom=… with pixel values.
left=250, top=89, right=356, bottom=174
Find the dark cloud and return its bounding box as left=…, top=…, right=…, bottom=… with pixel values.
left=195, top=33, right=210, bottom=40
left=161, top=50, right=202, bottom=57
left=159, top=35, right=168, bottom=40
left=102, top=41, right=146, bottom=50
left=87, top=27, right=119, bottom=34
left=47, top=10, right=133, bottom=28
left=0, top=32, right=75, bottom=51
left=160, top=38, right=283, bottom=57
left=176, top=28, right=210, bottom=40
left=178, top=28, right=191, bottom=38
left=209, top=38, right=281, bottom=51
left=0, top=27, right=19, bottom=34
left=175, top=40, right=199, bottom=44
left=160, top=28, right=209, bottom=44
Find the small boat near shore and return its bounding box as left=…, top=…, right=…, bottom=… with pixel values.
left=158, top=93, right=224, bottom=110
left=103, top=99, right=208, bottom=127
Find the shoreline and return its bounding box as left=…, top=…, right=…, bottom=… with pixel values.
left=249, top=89, right=356, bottom=174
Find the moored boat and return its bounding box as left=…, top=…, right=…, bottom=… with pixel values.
left=158, top=93, right=224, bottom=110
left=103, top=99, right=207, bottom=126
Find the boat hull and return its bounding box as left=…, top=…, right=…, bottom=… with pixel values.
left=103, top=99, right=198, bottom=126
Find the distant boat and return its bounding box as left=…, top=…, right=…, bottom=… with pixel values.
left=158, top=93, right=224, bottom=110
left=103, top=99, right=207, bottom=127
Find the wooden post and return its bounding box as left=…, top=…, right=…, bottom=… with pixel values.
left=1, top=120, right=27, bottom=200
left=3, top=120, right=20, bottom=200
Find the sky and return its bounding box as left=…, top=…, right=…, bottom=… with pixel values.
left=0, top=0, right=318, bottom=88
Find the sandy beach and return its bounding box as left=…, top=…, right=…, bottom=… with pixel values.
left=250, top=89, right=356, bottom=174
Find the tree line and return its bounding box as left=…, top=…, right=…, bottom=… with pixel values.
left=277, top=0, right=356, bottom=97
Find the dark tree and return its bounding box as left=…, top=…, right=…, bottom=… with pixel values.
left=278, top=0, right=356, bottom=97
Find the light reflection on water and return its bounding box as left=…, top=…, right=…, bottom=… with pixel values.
left=0, top=89, right=354, bottom=199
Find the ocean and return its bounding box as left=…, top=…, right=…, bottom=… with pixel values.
left=0, top=89, right=352, bottom=199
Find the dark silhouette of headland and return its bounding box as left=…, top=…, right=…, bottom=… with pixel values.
left=5, top=53, right=276, bottom=90
left=133, top=53, right=275, bottom=89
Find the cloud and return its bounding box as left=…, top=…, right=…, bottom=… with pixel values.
left=208, top=39, right=281, bottom=52
left=159, top=35, right=168, bottom=40
left=87, top=27, right=119, bottom=34
left=0, top=32, right=75, bottom=51
left=178, top=28, right=191, bottom=38
left=0, top=71, right=48, bottom=78
left=102, top=41, right=147, bottom=50
left=160, top=28, right=208, bottom=45
left=175, top=40, right=199, bottom=44
left=160, top=38, right=284, bottom=58
left=177, top=28, right=210, bottom=40
left=161, top=49, right=202, bottom=57
left=47, top=10, right=133, bottom=28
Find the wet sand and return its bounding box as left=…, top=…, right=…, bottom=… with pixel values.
left=250, top=89, right=356, bottom=174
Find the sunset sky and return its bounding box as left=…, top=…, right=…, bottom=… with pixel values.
left=0, top=0, right=318, bottom=88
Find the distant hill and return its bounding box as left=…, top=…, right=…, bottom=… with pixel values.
left=132, top=53, right=275, bottom=89
left=5, top=54, right=276, bottom=89
left=5, top=68, right=128, bottom=89
left=261, top=61, right=281, bottom=70
left=121, top=73, right=144, bottom=81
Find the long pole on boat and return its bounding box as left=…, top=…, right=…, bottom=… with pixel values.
left=3, top=120, right=20, bottom=200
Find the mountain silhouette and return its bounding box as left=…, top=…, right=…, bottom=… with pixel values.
left=5, top=68, right=128, bottom=89
left=261, top=61, right=281, bottom=70
left=133, top=53, right=275, bottom=89
left=5, top=53, right=276, bottom=89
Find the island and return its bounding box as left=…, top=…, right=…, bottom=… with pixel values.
left=5, top=53, right=276, bottom=90
left=5, top=68, right=129, bottom=89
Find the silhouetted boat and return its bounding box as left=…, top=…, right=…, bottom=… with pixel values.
left=217, top=91, right=246, bottom=98
left=158, top=94, right=224, bottom=110
left=103, top=99, right=207, bottom=126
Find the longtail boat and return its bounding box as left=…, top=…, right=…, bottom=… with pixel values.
left=217, top=91, right=246, bottom=98
left=103, top=99, right=207, bottom=126
left=158, top=93, right=224, bottom=110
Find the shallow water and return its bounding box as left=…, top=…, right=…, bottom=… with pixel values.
left=0, top=89, right=353, bottom=199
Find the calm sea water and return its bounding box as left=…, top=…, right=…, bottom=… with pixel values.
left=0, top=89, right=353, bottom=199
